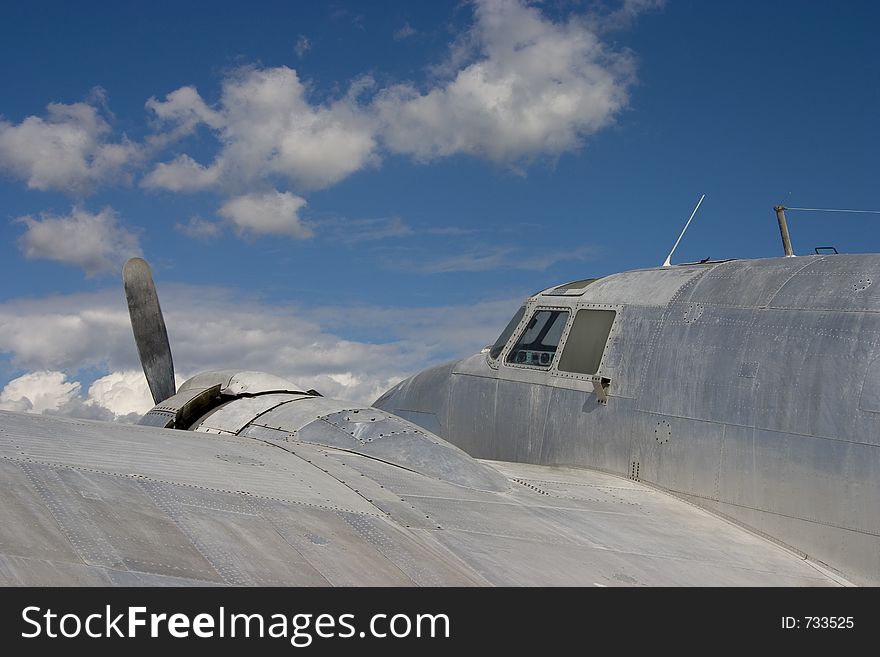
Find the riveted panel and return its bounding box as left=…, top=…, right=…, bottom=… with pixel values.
left=768, top=254, right=880, bottom=312
left=255, top=501, right=414, bottom=586
left=338, top=512, right=485, bottom=586
left=20, top=463, right=223, bottom=581
left=193, top=393, right=307, bottom=435
left=294, top=411, right=509, bottom=492
left=0, top=459, right=82, bottom=565
left=860, top=356, right=880, bottom=413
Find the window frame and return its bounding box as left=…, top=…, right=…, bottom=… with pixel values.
left=552, top=303, right=621, bottom=381
left=502, top=306, right=572, bottom=372
left=487, top=305, right=527, bottom=365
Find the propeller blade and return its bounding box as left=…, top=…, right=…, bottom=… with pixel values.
left=123, top=257, right=176, bottom=404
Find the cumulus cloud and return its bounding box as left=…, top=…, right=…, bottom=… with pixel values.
left=218, top=190, right=312, bottom=238
left=376, top=0, right=633, bottom=162
left=0, top=285, right=520, bottom=411
left=143, top=0, right=641, bottom=199
left=0, top=371, right=82, bottom=414
left=0, top=369, right=166, bottom=422
left=145, top=85, right=223, bottom=135
left=86, top=370, right=166, bottom=417
left=0, top=94, right=141, bottom=194
left=145, top=66, right=378, bottom=193
left=0, top=0, right=654, bottom=224
left=141, top=154, right=223, bottom=191
left=16, top=206, right=142, bottom=276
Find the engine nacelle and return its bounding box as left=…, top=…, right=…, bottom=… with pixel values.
left=138, top=370, right=318, bottom=430
left=139, top=369, right=507, bottom=492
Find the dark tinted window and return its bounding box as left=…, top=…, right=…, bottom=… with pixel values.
left=557, top=309, right=616, bottom=375
left=489, top=306, right=525, bottom=360
left=506, top=309, right=569, bottom=368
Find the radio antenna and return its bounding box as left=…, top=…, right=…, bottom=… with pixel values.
left=662, top=194, right=705, bottom=268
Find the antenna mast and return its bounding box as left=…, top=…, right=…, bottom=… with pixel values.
left=774, top=205, right=795, bottom=257
left=662, top=194, right=705, bottom=268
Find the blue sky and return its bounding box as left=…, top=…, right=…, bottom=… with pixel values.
left=0, top=0, right=878, bottom=417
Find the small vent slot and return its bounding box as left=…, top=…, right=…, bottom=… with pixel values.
left=630, top=461, right=641, bottom=481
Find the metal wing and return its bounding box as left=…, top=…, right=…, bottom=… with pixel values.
left=0, top=410, right=842, bottom=586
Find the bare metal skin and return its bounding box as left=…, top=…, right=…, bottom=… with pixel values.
left=374, top=254, right=880, bottom=585
left=0, top=254, right=875, bottom=586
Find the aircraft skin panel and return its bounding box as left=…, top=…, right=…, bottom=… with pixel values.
left=568, top=266, right=707, bottom=307
left=0, top=410, right=843, bottom=585
left=767, top=255, right=880, bottom=312
left=375, top=254, right=880, bottom=585
left=0, top=412, right=379, bottom=514
left=674, top=256, right=821, bottom=308
left=191, top=393, right=308, bottom=435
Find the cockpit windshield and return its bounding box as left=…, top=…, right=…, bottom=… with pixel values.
left=489, top=306, right=526, bottom=360
left=506, top=309, right=569, bottom=368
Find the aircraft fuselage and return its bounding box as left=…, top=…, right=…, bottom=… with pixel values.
left=373, top=254, right=880, bottom=585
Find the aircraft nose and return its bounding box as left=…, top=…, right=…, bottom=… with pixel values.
left=371, top=361, right=457, bottom=439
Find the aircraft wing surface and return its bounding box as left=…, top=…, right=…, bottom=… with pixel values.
left=0, top=410, right=842, bottom=586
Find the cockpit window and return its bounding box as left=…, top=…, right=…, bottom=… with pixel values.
left=489, top=306, right=526, bottom=360
left=506, top=309, right=569, bottom=368
left=557, top=309, right=616, bottom=375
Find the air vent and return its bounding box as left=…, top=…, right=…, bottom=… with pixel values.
left=630, top=461, right=641, bottom=481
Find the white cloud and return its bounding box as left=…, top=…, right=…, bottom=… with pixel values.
left=0, top=369, right=173, bottom=422
left=16, top=206, right=142, bottom=276
left=141, top=154, right=223, bottom=191
left=0, top=293, right=137, bottom=372
left=86, top=370, right=163, bottom=417
left=175, top=215, right=223, bottom=240
left=0, top=96, right=141, bottom=194
left=145, top=66, right=378, bottom=193
left=603, top=0, right=666, bottom=30
left=376, top=0, right=634, bottom=163
left=0, top=371, right=81, bottom=414
left=218, top=190, right=312, bottom=238
left=0, top=0, right=655, bottom=223
left=145, top=85, right=223, bottom=134
left=143, top=0, right=640, bottom=199
left=0, top=285, right=521, bottom=410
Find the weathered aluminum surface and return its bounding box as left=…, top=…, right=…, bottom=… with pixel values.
left=192, top=393, right=309, bottom=435
left=375, top=254, right=880, bottom=585
left=0, top=409, right=839, bottom=585
left=538, top=265, right=707, bottom=307
left=139, top=384, right=221, bottom=429
left=862, top=356, right=880, bottom=413
left=178, top=370, right=306, bottom=397
left=290, top=408, right=509, bottom=492
left=223, top=371, right=307, bottom=396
